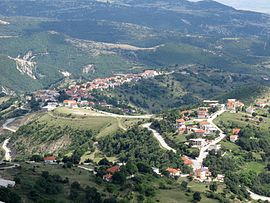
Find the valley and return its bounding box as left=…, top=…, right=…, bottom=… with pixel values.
left=1, top=0, right=270, bottom=202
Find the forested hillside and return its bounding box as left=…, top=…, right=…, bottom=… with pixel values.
left=0, top=0, right=270, bottom=93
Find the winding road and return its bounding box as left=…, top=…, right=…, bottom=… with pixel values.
left=1, top=117, right=19, bottom=161
left=2, top=118, right=17, bottom=132
left=247, top=189, right=270, bottom=201
left=142, top=109, right=226, bottom=171
left=142, top=123, right=176, bottom=153
left=192, top=109, right=226, bottom=170
left=2, top=138, right=11, bottom=161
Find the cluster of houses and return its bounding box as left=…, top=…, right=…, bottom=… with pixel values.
left=32, top=90, right=60, bottom=103
left=65, top=70, right=160, bottom=101
left=246, top=98, right=270, bottom=114
left=176, top=119, right=218, bottom=149
left=160, top=156, right=224, bottom=182
left=22, top=90, right=61, bottom=111
left=227, top=99, right=245, bottom=113
left=255, top=98, right=270, bottom=108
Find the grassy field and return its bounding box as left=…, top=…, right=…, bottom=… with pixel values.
left=241, top=161, right=266, bottom=174
left=10, top=107, right=144, bottom=160
left=80, top=148, right=117, bottom=164
left=51, top=107, right=143, bottom=137
left=214, top=111, right=270, bottom=132
left=156, top=187, right=218, bottom=203
left=220, top=140, right=240, bottom=151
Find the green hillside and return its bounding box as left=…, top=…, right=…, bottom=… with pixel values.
left=10, top=107, right=142, bottom=159
left=99, top=66, right=268, bottom=113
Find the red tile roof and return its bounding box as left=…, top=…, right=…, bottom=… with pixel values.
left=194, top=129, right=206, bottom=133
left=232, top=128, right=241, bottom=135
left=63, top=100, right=77, bottom=104
left=200, top=121, right=210, bottom=125
left=166, top=168, right=180, bottom=174
left=103, top=173, right=113, bottom=180
left=106, top=166, right=120, bottom=174
left=44, top=156, right=56, bottom=161
left=181, top=156, right=193, bottom=165
left=176, top=119, right=185, bottom=123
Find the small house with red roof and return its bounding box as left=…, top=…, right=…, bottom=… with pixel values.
left=44, top=156, right=56, bottom=164
left=227, top=99, right=244, bottom=112
left=106, top=165, right=120, bottom=174
left=199, top=121, right=211, bottom=129
left=166, top=168, right=181, bottom=177
left=176, top=118, right=185, bottom=126
left=181, top=156, right=193, bottom=166
left=103, top=173, right=113, bottom=182
left=197, top=107, right=209, bottom=119
left=230, top=135, right=239, bottom=142
left=63, top=100, right=77, bottom=108
left=232, top=128, right=241, bottom=135
left=193, top=129, right=206, bottom=136
left=178, top=125, right=187, bottom=135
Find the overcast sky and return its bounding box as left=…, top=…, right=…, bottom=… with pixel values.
left=190, top=0, right=270, bottom=14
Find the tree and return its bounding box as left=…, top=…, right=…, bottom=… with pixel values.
left=180, top=181, right=188, bottom=190
left=29, top=97, right=40, bottom=111
left=69, top=189, right=79, bottom=200
left=103, top=198, right=118, bottom=203
left=30, top=154, right=43, bottom=162
left=71, top=181, right=80, bottom=190
left=98, top=158, right=111, bottom=166
left=41, top=171, right=50, bottom=179
left=193, top=192, right=201, bottom=202
left=85, top=186, right=102, bottom=203
left=58, top=90, right=69, bottom=102
left=267, top=163, right=270, bottom=171
left=0, top=187, right=21, bottom=203
left=125, top=161, right=138, bottom=175
left=112, top=172, right=126, bottom=184
left=136, top=162, right=152, bottom=174
left=210, top=182, right=218, bottom=192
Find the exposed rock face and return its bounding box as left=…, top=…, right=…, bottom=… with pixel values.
left=0, top=19, right=9, bottom=25
left=82, top=64, right=96, bottom=74
left=60, top=71, right=71, bottom=77
left=8, top=51, right=37, bottom=79
left=1, top=86, right=15, bottom=96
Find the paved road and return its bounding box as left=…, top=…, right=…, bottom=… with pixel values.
left=247, top=189, right=270, bottom=201
left=192, top=109, right=226, bottom=170
left=142, top=123, right=176, bottom=153
left=1, top=117, right=19, bottom=161
left=58, top=107, right=156, bottom=119
left=93, top=109, right=155, bottom=119
left=78, top=165, right=95, bottom=172
left=2, top=138, right=11, bottom=161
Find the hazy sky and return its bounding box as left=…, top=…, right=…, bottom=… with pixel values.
left=190, top=0, right=270, bottom=14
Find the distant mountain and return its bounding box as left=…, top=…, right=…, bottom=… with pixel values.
left=0, top=0, right=270, bottom=93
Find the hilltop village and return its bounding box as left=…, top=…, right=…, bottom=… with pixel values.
left=32, top=70, right=161, bottom=113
